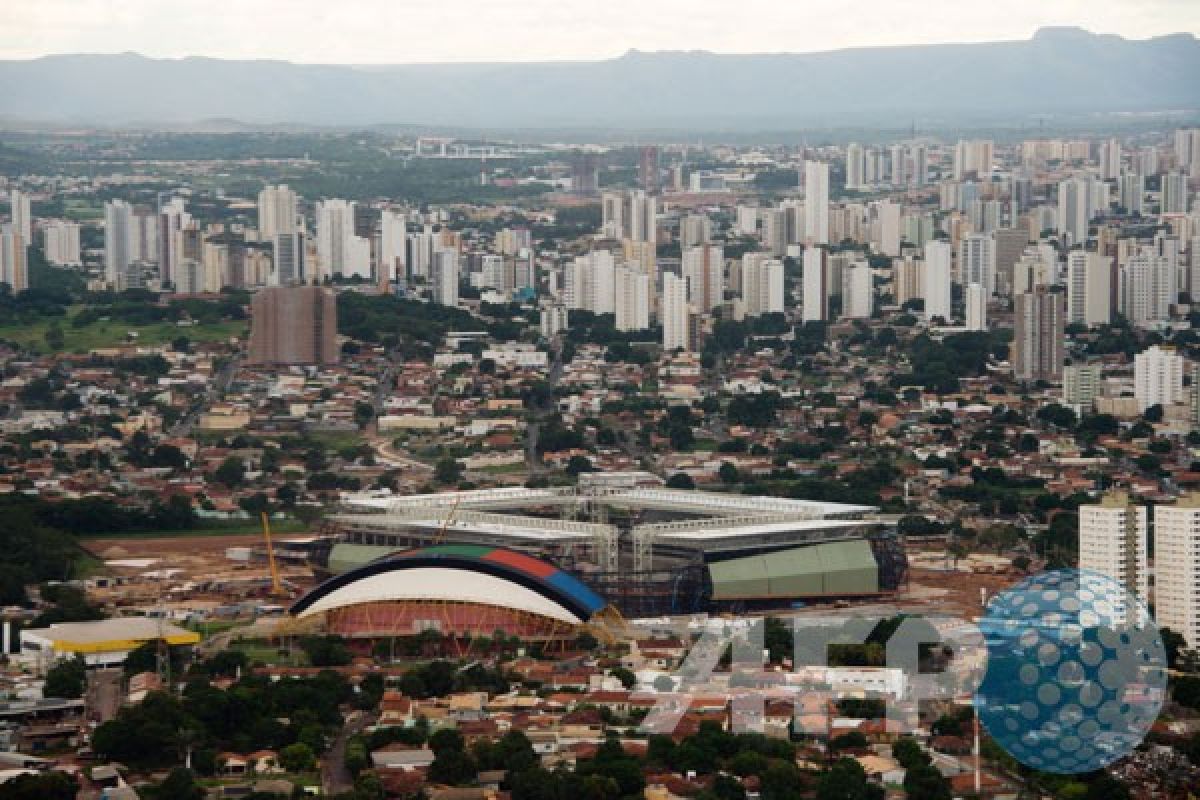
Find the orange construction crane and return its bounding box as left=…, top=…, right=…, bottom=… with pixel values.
left=431, top=496, right=461, bottom=545
left=261, top=512, right=284, bottom=597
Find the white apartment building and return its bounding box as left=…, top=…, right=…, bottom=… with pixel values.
left=801, top=247, right=827, bottom=323
left=1133, top=345, right=1185, bottom=412
left=1065, top=251, right=1112, bottom=327
left=682, top=244, right=723, bottom=312
left=614, top=265, right=650, bottom=332
left=1078, top=493, right=1148, bottom=605
left=922, top=240, right=953, bottom=322
left=1154, top=494, right=1200, bottom=650
left=740, top=253, right=784, bottom=316
left=661, top=272, right=690, bottom=352
left=965, top=283, right=986, bottom=331
left=803, top=161, right=829, bottom=245
left=42, top=220, right=81, bottom=266
left=841, top=260, right=873, bottom=319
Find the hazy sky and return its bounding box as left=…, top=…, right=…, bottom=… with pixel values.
left=2, top=0, right=1198, bottom=63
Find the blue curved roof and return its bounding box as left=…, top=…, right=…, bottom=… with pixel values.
left=291, top=545, right=607, bottom=621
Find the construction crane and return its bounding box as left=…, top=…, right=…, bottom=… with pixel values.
left=261, top=512, right=284, bottom=597
left=431, top=496, right=462, bottom=545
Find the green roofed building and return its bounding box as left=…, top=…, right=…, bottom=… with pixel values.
left=708, top=539, right=878, bottom=601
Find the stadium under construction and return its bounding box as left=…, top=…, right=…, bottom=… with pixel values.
left=298, top=473, right=906, bottom=633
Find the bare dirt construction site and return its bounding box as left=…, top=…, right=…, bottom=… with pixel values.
left=80, top=533, right=316, bottom=612
left=84, top=532, right=263, bottom=561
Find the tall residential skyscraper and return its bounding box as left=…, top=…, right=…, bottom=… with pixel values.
left=841, top=260, right=873, bottom=319
left=1162, top=171, right=1190, bottom=214
left=965, top=283, right=986, bottom=331
left=316, top=199, right=370, bottom=279
left=877, top=200, right=902, bottom=257
left=1066, top=251, right=1113, bottom=327
left=1078, top=492, right=1148, bottom=605
left=845, top=143, right=864, bottom=191
left=0, top=226, right=28, bottom=292
left=959, top=233, right=995, bottom=295
left=661, top=272, right=690, bottom=352
left=893, top=256, right=921, bottom=308
left=614, top=265, right=650, bottom=332
left=1057, top=177, right=1102, bottom=245
left=953, top=139, right=994, bottom=179
left=1013, top=287, right=1065, bottom=382
left=922, top=240, right=953, bottom=322
left=761, top=209, right=787, bottom=257
left=1154, top=494, right=1200, bottom=650
left=803, top=161, right=830, bottom=245
left=1099, top=138, right=1122, bottom=181
left=1119, top=250, right=1173, bottom=328
left=679, top=214, right=711, bottom=249
left=258, top=185, right=299, bottom=241
left=379, top=209, right=407, bottom=284
left=8, top=189, right=31, bottom=244
left=1119, top=173, right=1145, bottom=215
left=157, top=196, right=189, bottom=286
left=271, top=232, right=304, bottom=287
left=909, top=144, right=928, bottom=187
left=1174, top=129, right=1200, bottom=170
left=601, top=190, right=657, bottom=243
left=682, top=244, right=723, bottom=312
left=247, top=286, right=338, bottom=366
left=740, top=253, right=784, bottom=317
left=431, top=250, right=460, bottom=307
left=42, top=221, right=81, bottom=266
left=564, top=251, right=616, bottom=314
left=104, top=199, right=134, bottom=287
left=1133, top=345, right=1184, bottom=412
left=801, top=247, right=827, bottom=323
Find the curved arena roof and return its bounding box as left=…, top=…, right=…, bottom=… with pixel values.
left=290, top=545, right=607, bottom=626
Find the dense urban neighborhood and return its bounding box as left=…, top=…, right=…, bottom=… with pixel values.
left=0, top=116, right=1199, bottom=800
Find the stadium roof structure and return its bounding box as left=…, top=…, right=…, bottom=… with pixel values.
left=335, top=478, right=880, bottom=572
left=708, top=540, right=880, bottom=600
left=290, top=545, right=609, bottom=627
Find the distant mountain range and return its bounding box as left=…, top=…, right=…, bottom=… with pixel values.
left=1, top=27, right=1198, bottom=130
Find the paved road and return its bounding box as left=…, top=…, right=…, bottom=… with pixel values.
left=323, top=709, right=375, bottom=795
left=170, top=353, right=242, bottom=437
left=525, top=337, right=564, bottom=473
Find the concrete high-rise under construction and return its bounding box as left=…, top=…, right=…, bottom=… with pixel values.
left=248, top=286, right=339, bottom=366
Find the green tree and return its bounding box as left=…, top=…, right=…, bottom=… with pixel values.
left=903, top=764, right=951, bottom=800
left=279, top=742, right=316, bottom=773
left=666, top=472, right=695, bottom=489
left=214, top=456, right=246, bottom=488
left=891, top=736, right=928, bottom=770
left=435, top=457, right=463, bottom=485
left=1173, top=675, right=1200, bottom=709
left=0, top=771, right=77, bottom=799
left=43, top=655, right=87, bottom=699
left=154, top=768, right=204, bottom=800
left=609, top=667, right=637, bottom=689
left=815, top=758, right=878, bottom=800
left=429, top=747, right=477, bottom=785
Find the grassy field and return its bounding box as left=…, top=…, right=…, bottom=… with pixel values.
left=229, top=638, right=310, bottom=667
left=76, top=518, right=309, bottom=540
left=0, top=313, right=247, bottom=353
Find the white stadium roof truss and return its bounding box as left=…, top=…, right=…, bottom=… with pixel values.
left=337, top=486, right=879, bottom=572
